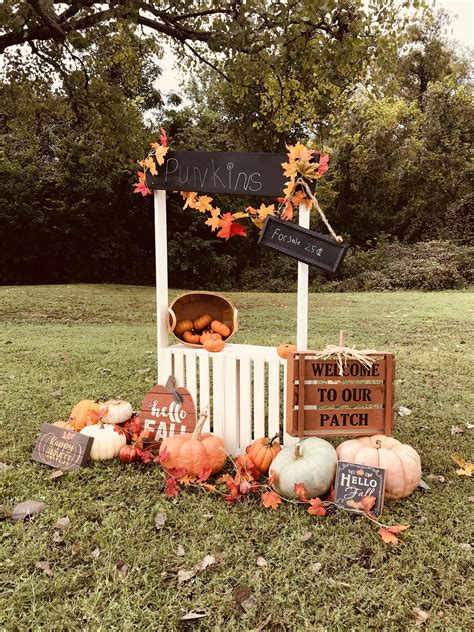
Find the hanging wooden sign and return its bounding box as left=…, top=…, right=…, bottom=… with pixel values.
left=32, top=423, right=93, bottom=471
left=139, top=376, right=196, bottom=447
left=286, top=352, right=395, bottom=438
left=334, top=461, right=386, bottom=517
left=258, top=216, right=348, bottom=273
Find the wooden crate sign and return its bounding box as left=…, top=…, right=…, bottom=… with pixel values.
left=139, top=377, right=196, bottom=447
left=32, top=423, right=93, bottom=471
left=334, top=461, right=386, bottom=517
left=286, top=352, right=395, bottom=438
left=258, top=215, right=348, bottom=273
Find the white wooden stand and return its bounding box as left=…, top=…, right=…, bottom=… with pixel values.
left=154, top=190, right=308, bottom=453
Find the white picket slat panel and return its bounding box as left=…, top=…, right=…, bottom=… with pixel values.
left=268, top=359, right=281, bottom=440
left=185, top=354, right=197, bottom=408
left=159, top=348, right=173, bottom=384
left=223, top=356, right=239, bottom=455
left=198, top=354, right=211, bottom=432
left=238, top=357, right=252, bottom=450
left=253, top=359, right=266, bottom=438
left=212, top=354, right=225, bottom=437
left=173, top=352, right=185, bottom=388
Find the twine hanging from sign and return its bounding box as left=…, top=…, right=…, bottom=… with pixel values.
left=310, top=331, right=378, bottom=376
left=298, top=178, right=343, bottom=244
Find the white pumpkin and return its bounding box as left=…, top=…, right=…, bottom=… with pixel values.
left=270, top=438, right=337, bottom=499
left=100, top=400, right=133, bottom=424
left=80, top=422, right=126, bottom=461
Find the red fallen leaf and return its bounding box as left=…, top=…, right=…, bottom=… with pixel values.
left=239, top=480, right=252, bottom=494
left=198, top=468, right=212, bottom=482
left=165, top=477, right=179, bottom=497
left=378, top=524, right=410, bottom=545
left=177, top=475, right=197, bottom=486
left=167, top=467, right=188, bottom=479
left=262, top=490, right=282, bottom=510
left=159, top=127, right=168, bottom=146
left=216, top=213, right=243, bottom=240
left=307, top=498, right=327, bottom=517
left=200, top=483, right=218, bottom=493
left=138, top=449, right=154, bottom=464
left=229, top=222, right=247, bottom=238
left=134, top=181, right=151, bottom=196
left=224, top=493, right=240, bottom=505
left=267, top=470, right=277, bottom=487
left=326, top=486, right=334, bottom=502
left=346, top=496, right=376, bottom=514
left=294, top=483, right=309, bottom=502
left=317, top=153, right=329, bottom=175
left=153, top=449, right=169, bottom=463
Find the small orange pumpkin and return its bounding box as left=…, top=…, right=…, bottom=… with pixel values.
left=246, top=434, right=281, bottom=473
left=200, top=331, right=222, bottom=344
left=277, top=344, right=297, bottom=359
left=159, top=409, right=226, bottom=476
left=211, top=320, right=231, bottom=338
left=52, top=420, right=75, bottom=430
left=174, top=319, right=193, bottom=336
left=183, top=331, right=202, bottom=344
left=194, top=314, right=213, bottom=331
left=203, top=338, right=225, bottom=353
left=68, top=399, right=100, bottom=431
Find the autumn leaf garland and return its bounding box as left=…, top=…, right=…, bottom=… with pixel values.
left=134, top=130, right=330, bottom=241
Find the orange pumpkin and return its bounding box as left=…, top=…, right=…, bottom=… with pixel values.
left=174, top=320, right=193, bottom=336
left=277, top=344, right=297, bottom=359
left=200, top=331, right=222, bottom=344
left=159, top=409, right=226, bottom=476
left=336, top=435, right=422, bottom=499
left=183, top=331, right=202, bottom=344
left=203, top=338, right=225, bottom=353
left=194, top=314, right=213, bottom=330
left=52, top=420, right=75, bottom=430
left=246, top=434, right=281, bottom=473
left=211, top=320, right=231, bottom=338
left=68, top=399, right=100, bottom=431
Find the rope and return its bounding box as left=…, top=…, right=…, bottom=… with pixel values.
left=299, top=178, right=344, bottom=244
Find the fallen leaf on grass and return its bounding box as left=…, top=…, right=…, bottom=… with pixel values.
left=451, top=425, right=464, bottom=435
left=398, top=406, right=412, bottom=416
left=176, top=544, right=185, bottom=557
left=311, top=562, right=322, bottom=572
left=50, top=470, right=64, bottom=480
left=35, top=561, right=53, bottom=576
left=91, top=547, right=101, bottom=558
left=261, top=490, right=282, bottom=510
left=51, top=387, right=62, bottom=398
left=178, top=555, right=216, bottom=582
left=70, top=544, right=80, bottom=555
left=458, top=543, right=471, bottom=551
left=256, top=556, right=267, bottom=567
left=412, top=608, right=430, bottom=626
left=115, top=559, right=128, bottom=576
left=299, top=531, right=313, bottom=542
left=427, top=474, right=445, bottom=483
left=468, top=496, right=474, bottom=503
left=154, top=512, right=166, bottom=530
left=418, top=479, right=431, bottom=491
left=466, top=423, right=474, bottom=431
left=346, top=496, right=376, bottom=513
left=180, top=611, right=207, bottom=621
left=97, top=367, right=111, bottom=374
left=378, top=524, right=410, bottom=545
left=253, top=615, right=272, bottom=631
left=202, top=513, right=214, bottom=519
left=53, top=531, right=62, bottom=543
left=54, top=516, right=70, bottom=532
left=234, top=585, right=257, bottom=613
left=0, top=463, right=8, bottom=472
left=178, top=569, right=196, bottom=582
left=12, top=500, right=45, bottom=521
left=307, top=498, right=327, bottom=517
left=451, top=455, right=474, bottom=477
left=136, top=368, right=151, bottom=374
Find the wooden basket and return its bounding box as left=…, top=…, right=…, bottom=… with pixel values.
left=168, top=291, right=239, bottom=348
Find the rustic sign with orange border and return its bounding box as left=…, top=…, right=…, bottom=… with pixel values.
left=32, top=423, right=93, bottom=470
left=286, top=352, right=395, bottom=438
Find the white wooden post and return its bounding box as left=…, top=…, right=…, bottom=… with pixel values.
left=297, top=203, right=310, bottom=350
left=154, top=189, right=169, bottom=384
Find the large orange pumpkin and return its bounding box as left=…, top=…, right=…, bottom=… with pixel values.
left=68, top=399, right=100, bottom=431
left=246, top=434, right=281, bottom=473
left=159, top=410, right=226, bottom=476
left=336, top=434, right=422, bottom=499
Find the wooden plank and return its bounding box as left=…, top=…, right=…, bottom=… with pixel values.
left=288, top=408, right=385, bottom=437
left=297, top=353, right=306, bottom=438
left=296, top=356, right=387, bottom=381
left=285, top=352, right=296, bottom=437
left=140, top=385, right=196, bottom=445
left=253, top=359, right=265, bottom=438
left=212, top=354, right=225, bottom=437
left=239, top=356, right=252, bottom=449
left=303, top=382, right=385, bottom=407
left=198, top=354, right=211, bottom=432
left=267, top=359, right=281, bottom=441
left=32, top=424, right=93, bottom=471
left=224, top=356, right=239, bottom=455
left=384, top=354, right=396, bottom=435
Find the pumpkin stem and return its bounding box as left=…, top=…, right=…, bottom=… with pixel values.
left=191, top=407, right=209, bottom=441
left=267, top=433, right=279, bottom=447
left=375, top=439, right=382, bottom=449
left=294, top=442, right=303, bottom=460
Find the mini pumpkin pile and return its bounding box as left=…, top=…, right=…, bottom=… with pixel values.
left=175, top=314, right=231, bottom=352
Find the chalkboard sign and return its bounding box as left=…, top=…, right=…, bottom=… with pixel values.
left=145, top=151, right=293, bottom=197
left=334, top=461, right=386, bottom=517
left=286, top=352, right=395, bottom=438
left=32, top=423, right=93, bottom=471
left=258, top=215, right=347, bottom=273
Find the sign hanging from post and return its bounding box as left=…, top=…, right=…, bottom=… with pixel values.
left=286, top=351, right=395, bottom=438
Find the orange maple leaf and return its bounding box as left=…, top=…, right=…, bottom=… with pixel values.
left=286, top=143, right=315, bottom=162
left=144, top=156, right=157, bottom=176
left=451, top=455, right=474, bottom=476
left=307, top=498, right=327, bottom=517
left=181, top=191, right=198, bottom=210
left=262, top=490, right=282, bottom=510
left=205, top=208, right=222, bottom=232
left=232, top=211, right=249, bottom=220
left=346, top=496, right=376, bottom=513
left=134, top=181, right=151, bottom=197
left=291, top=190, right=312, bottom=209
left=281, top=161, right=299, bottom=179
left=294, top=483, right=308, bottom=502
left=280, top=201, right=294, bottom=221
left=152, top=144, right=168, bottom=166
left=267, top=470, right=277, bottom=486
left=216, top=212, right=235, bottom=240
left=317, top=153, right=329, bottom=175
left=194, top=195, right=214, bottom=213
left=283, top=179, right=295, bottom=197
left=257, top=203, right=275, bottom=220
left=246, top=205, right=259, bottom=215
left=378, top=524, right=410, bottom=545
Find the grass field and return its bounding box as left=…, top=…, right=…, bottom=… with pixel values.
left=1, top=285, right=473, bottom=631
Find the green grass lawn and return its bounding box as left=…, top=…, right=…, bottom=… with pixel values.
left=1, top=285, right=473, bottom=631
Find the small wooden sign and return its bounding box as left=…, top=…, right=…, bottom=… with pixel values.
left=139, top=376, right=196, bottom=447
left=258, top=215, right=348, bottom=273
left=32, top=423, right=93, bottom=471
left=334, top=461, right=386, bottom=517
left=286, top=352, right=395, bottom=438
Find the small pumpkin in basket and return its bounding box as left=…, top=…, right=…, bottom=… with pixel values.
left=200, top=331, right=222, bottom=344
left=203, top=338, right=225, bottom=353
left=183, top=331, right=201, bottom=345
left=194, top=314, right=213, bottom=331
left=159, top=409, right=226, bottom=476
left=211, top=320, right=231, bottom=338
left=246, top=434, right=281, bottom=474
left=174, top=320, right=193, bottom=336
